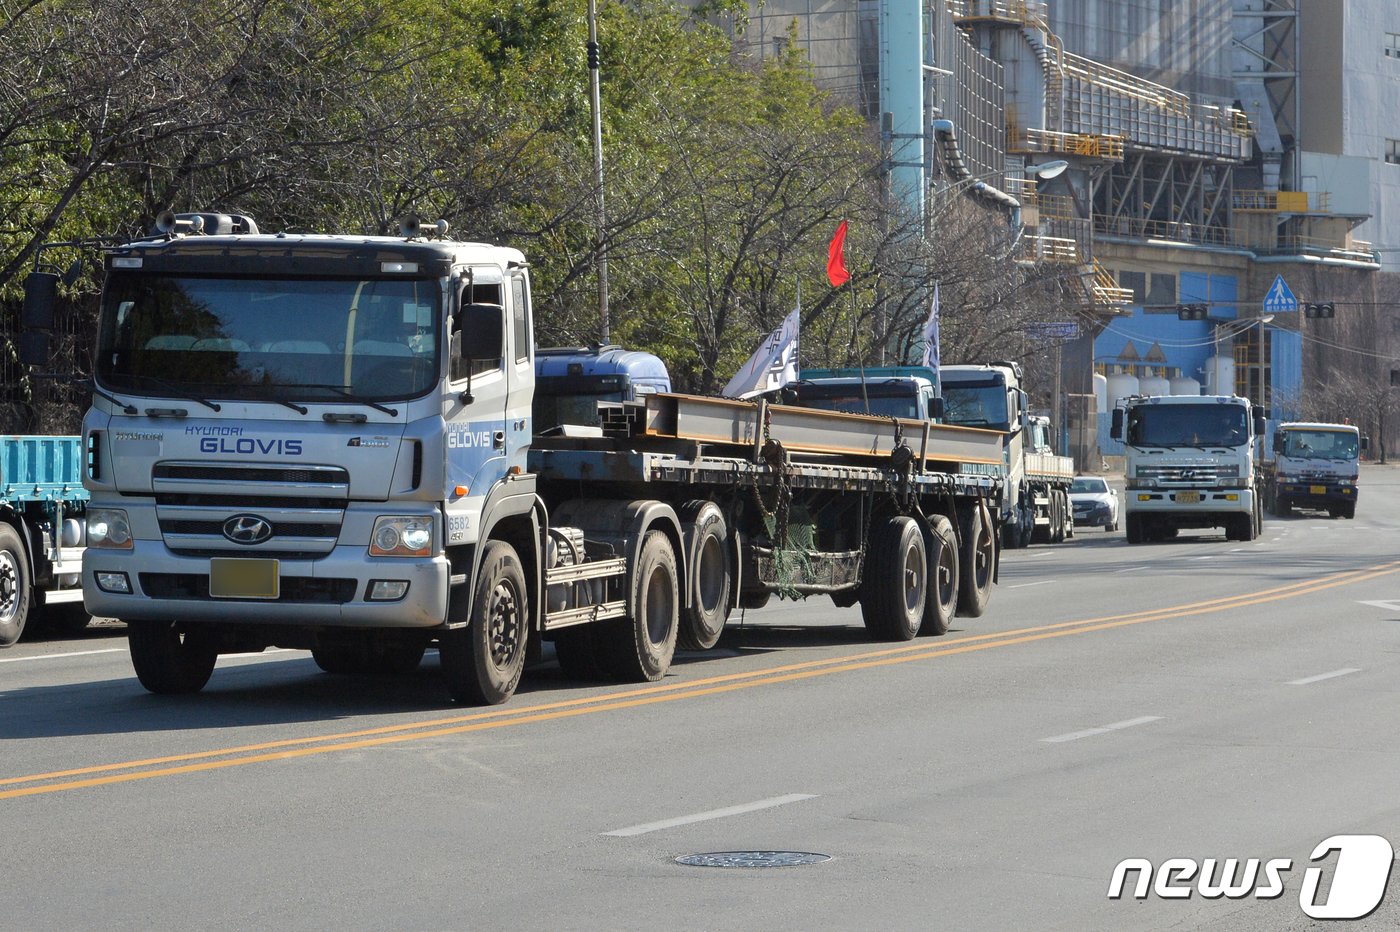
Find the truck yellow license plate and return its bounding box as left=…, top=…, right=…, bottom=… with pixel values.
left=209, top=558, right=280, bottom=599
left=1175, top=491, right=1202, bottom=504
left=1310, top=485, right=1326, bottom=495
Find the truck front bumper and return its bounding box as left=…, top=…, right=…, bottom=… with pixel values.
left=1126, top=487, right=1255, bottom=518
left=1277, top=482, right=1357, bottom=506
left=83, top=540, right=451, bottom=628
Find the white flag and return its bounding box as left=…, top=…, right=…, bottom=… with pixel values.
left=919, top=283, right=941, bottom=370
left=722, top=306, right=800, bottom=399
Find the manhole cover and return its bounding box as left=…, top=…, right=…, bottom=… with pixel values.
left=675, top=851, right=831, bottom=869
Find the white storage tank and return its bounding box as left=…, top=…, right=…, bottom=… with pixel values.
left=1169, top=375, right=1201, bottom=396
left=1205, top=356, right=1235, bottom=396
left=1093, top=372, right=1108, bottom=413
left=1138, top=375, right=1170, bottom=397
left=1106, top=372, right=1140, bottom=407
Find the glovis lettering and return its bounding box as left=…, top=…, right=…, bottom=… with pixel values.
left=199, top=437, right=304, bottom=455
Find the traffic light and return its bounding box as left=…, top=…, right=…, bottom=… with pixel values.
left=1304, top=302, right=1335, bottom=319
left=1176, top=303, right=1208, bottom=321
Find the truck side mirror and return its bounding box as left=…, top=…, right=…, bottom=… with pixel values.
left=1253, top=412, right=1266, bottom=436
left=457, top=303, right=504, bottom=364
left=1110, top=409, right=1123, bottom=441
left=22, top=271, right=58, bottom=331
left=928, top=396, right=945, bottom=421
left=1361, top=436, right=1370, bottom=452
left=1272, top=434, right=1285, bottom=454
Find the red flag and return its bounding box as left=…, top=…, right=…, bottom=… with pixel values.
left=826, top=220, right=850, bottom=287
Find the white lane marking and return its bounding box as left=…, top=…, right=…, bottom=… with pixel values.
left=0, top=648, right=126, bottom=664
left=1008, top=580, right=1056, bottom=589
left=1041, top=716, right=1163, bottom=744
left=1357, top=600, right=1400, bottom=613
left=1288, top=668, right=1361, bottom=686
left=223, top=648, right=297, bottom=660
left=602, top=794, right=819, bottom=837
left=1228, top=548, right=1244, bottom=553
left=1193, top=555, right=1216, bottom=560
left=1113, top=566, right=1146, bottom=574
left=1023, top=551, right=1053, bottom=558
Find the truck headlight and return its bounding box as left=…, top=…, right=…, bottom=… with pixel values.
left=369, top=516, right=434, bottom=557
left=87, top=508, right=133, bottom=549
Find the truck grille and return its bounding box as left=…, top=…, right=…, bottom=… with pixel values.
left=1136, top=465, right=1234, bottom=484
left=151, top=460, right=348, bottom=556
left=140, top=573, right=357, bottom=603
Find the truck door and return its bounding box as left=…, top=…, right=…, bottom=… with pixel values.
left=505, top=271, right=533, bottom=473
left=444, top=267, right=510, bottom=510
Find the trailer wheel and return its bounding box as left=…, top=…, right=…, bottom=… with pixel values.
left=597, top=530, right=678, bottom=682
left=955, top=501, right=995, bottom=618
left=921, top=516, right=959, bottom=636
left=0, top=524, right=33, bottom=648
left=860, top=517, right=925, bottom=641
left=678, top=502, right=730, bottom=651
left=127, top=620, right=218, bottom=694
left=440, top=541, right=528, bottom=704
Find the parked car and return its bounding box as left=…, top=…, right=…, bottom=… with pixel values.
left=1069, top=476, right=1119, bottom=531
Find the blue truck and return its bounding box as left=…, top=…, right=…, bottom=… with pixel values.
left=0, top=435, right=90, bottom=645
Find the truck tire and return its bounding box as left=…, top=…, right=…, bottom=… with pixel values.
left=1342, top=502, right=1356, bottom=519
left=921, top=515, right=959, bottom=636
left=0, top=523, right=33, bottom=647
left=1125, top=515, right=1143, bottom=544
left=1049, top=492, right=1066, bottom=544
left=955, top=501, right=995, bottom=618
left=440, top=541, right=528, bottom=704
left=596, top=530, right=678, bottom=682
left=860, top=517, right=926, bottom=641
left=1276, top=496, right=1292, bottom=517
left=127, top=620, right=218, bottom=694
left=678, top=501, right=730, bottom=651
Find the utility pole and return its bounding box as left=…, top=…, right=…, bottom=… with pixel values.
left=587, top=0, right=610, bottom=344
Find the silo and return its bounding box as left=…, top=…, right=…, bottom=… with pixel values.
left=1139, top=375, right=1171, bottom=397
left=1105, top=372, right=1140, bottom=408
left=1093, top=372, right=1108, bottom=412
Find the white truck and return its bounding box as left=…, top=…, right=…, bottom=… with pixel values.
left=1260, top=422, right=1364, bottom=519
left=1111, top=394, right=1266, bottom=543
left=939, top=363, right=1075, bottom=548
left=21, top=212, right=1009, bottom=704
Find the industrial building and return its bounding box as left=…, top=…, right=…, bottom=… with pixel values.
left=688, top=0, right=1399, bottom=464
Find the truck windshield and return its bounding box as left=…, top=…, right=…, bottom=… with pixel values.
left=942, top=381, right=1009, bottom=429
left=1128, top=404, right=1248, bottom=447
left=1282, top=430, right=1358, bottom=460
left=795, top=384, right=921, bottom=419
left=96, top=273, right=440, bottom=402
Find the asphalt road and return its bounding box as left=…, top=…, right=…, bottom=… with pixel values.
left=5, top=467, right=1400, bottom=931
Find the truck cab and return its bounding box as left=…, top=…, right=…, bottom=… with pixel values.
left=790, top=366, right=939, bottom=421
left=1262, top=422, right=1363, bottom=518
left=533, top=345, right=670, bottom=433
left=1113, top=394, right=1265, bottom=542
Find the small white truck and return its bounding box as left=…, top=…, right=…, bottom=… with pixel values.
left=1260, top=422, right=1364, bottom=519
left=1112, top=394, right=1266, bottom=543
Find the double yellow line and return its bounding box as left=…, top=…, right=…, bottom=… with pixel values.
left=5, top=558, right=1398, bottom=801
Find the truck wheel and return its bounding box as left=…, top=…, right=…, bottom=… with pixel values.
left=313, top=641, right=425, bottom=675
left=0, top=523, right=33, bottom=647
left=955, top=501, right=995, bottom=618
left=1342, top=502, right=1356, bottom=520
left=440, top=541, right=528, bottom=704
left=921, top=516, right=959, bottom=636
left=678, top=502, right=730, bottom=651
left=1276, top=496, right=1292, bottom=517
left=1234, top=512, right=1256, bottom=542
left=860, top=517, right=926, bottom=641
left=738, top=590, right=770, bottom=610
left=1125, top=514, right=1143, bottom=544
left=597, top=530, right=678, bottom=682
left=127, top=620, right=218, bottom=694
left=1050, top=492, right=1066, bottom=544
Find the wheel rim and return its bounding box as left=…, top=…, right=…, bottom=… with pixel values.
left=937, top=545, right=956, bottom=608
left=902, top=541, right=924, bottom=615
left=0, top=550, right=18, bottom=625
left=696, top=536, right=724, bottom=614
left=486, top=580, right=520, bottom=668
left=975, top=518, right=993, bottom=585
left=644, top=564, right=674, bottom=645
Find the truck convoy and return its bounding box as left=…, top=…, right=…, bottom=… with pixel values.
left=1112, top=393, right=1266, bottom=543
left=1260, top=421, right=1364, bottom=518
left=792, top=363, right=1074, bottom=549
left=938, top=363, right=1074, bottom=549
left=0, top=435, right=89, bottom=645
left=19, top=211, right=1008, bottom=704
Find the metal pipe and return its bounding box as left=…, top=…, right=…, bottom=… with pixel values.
left=587, top=0, right=610, bottom=344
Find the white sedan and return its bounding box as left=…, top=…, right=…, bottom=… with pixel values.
left=1069, top=476, right=1119, bottom=531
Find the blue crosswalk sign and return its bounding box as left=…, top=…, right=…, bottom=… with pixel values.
left=1262, top=274, right=1297, bottom=314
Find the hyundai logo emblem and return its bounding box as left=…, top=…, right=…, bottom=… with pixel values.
left=222, top=515, right=274, bottom=545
